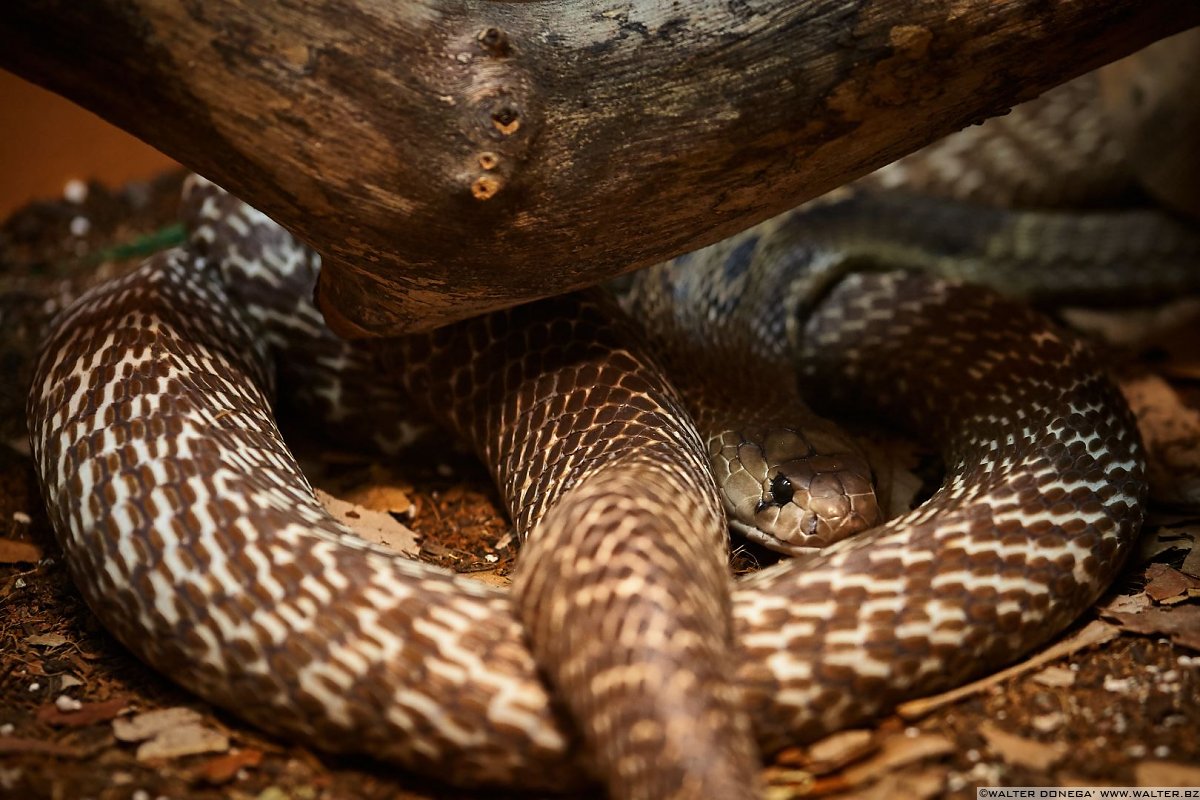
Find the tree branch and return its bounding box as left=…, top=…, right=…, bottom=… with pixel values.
left=3, top=2, right=1196, bottom=335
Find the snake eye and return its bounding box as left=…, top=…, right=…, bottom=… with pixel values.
left=768, top=473, right=794, bottom=506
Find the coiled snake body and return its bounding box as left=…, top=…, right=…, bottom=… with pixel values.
left=21, top=173, right=1156, bottom=796
left=21, top=69, right=1196, bottom=800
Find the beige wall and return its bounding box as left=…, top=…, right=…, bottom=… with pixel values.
left=0, top=70, right=177, bottom=219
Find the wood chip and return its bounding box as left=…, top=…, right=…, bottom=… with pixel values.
left=1144, top=563, right=1200, bottom=604
left=897, top=620, right=1119, bottom=720
left=315, top=488, right=419, bottom=554
left=136, top=723, right=229, bottom=761
left=840, top=765, right=947, bottom=800
left=840, top=734, right=954, bottom=787
left=196, top=747, right=264, bottom=784
left=59, top=675, right=84, bottom=690
left=796, top=730, right=878, bottom=776
left=1135, top=759, right=1200, bottom=787
left=36, top=697, right=127, bottom=728
left=0, top=537, right=41, bottom=564
left=0, top=735, right=84, bottom=758
left=979, top=722, right=1067, bottom=771
left=113, top=707, right=204, bottom=742
left=1031, top=665, right=1076, bottom=688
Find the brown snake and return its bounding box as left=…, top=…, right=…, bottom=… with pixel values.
left=18, top=67, right=1197, bottom=796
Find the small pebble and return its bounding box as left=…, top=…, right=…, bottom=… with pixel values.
left=0, top=723, right=13, bottom=735
left=11, top=511, right=31, bottom=525
left=1160, top=669, right=1179, bottom=682
left=63, top=179, right=88, bottom=204
left=966, top=749, right=980, bottom=763
left=1103, top=676, right=1136, bottom=693
left=1154, top=745, right=1171, bottom=758
left=14, top=578, right=25, bottom=589
left=1127, top=744, right=1147, bottom=758
left=946, top=773, right=967, bottom=792
left=132, top=790, right=150, bottom=800
left=28, top=682, right=40, bottom=692
left=1178, top=654, right=1198, bottom=668
left=69, top=216, right=91, bottom=237
left=904, top=726, right=920, bottom=738
left=1031, top=712, right=1065, bottom=733
left=55, top=695, right=83, bottom=712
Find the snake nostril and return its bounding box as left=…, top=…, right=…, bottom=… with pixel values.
left=768, top=473, right=794, bottom=505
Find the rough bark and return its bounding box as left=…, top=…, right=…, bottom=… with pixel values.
left=2, top=2, right=1196, bottom=335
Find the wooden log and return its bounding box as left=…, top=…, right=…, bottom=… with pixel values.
left=3, top=2, right=1196, bottom=336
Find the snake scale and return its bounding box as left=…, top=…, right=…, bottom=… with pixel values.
left=16, top=65, right=1198, bottom=797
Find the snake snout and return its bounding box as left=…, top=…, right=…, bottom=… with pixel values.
left=718, top=427, right=881, bottom=553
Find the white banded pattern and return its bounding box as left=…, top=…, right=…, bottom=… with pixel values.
left=25, top=176, right=1146, bottom=797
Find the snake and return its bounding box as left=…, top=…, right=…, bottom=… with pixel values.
left=15, top=63, right=1198, bottom=795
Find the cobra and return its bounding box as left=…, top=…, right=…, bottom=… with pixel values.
left=18, top=72, right=1193, bottom=798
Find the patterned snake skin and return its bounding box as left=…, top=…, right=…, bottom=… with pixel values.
left=17, top=67, right=1189, bottom=797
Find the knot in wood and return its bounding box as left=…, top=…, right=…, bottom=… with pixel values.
left=476, top=27, right=511, bottom=57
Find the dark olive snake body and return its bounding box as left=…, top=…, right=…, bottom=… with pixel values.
left=15, top=68, right=1196, bottom=798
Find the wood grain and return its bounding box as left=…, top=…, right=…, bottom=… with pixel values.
left=3, top=2, right=1196, bottom=335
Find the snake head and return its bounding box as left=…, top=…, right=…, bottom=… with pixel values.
left=711, top=425, right=882, bottom=554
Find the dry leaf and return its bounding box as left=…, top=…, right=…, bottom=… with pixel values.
left=113, top=707, right=204, bottom=742
left=0, top=736, right=83, bottom=758
left=24, top=633, right=69, bottom=648
left=979, top=722, right=1067, bottom=771
left=1107, top=605, right=1200, bottom=650
left=136, top=723, right=229, bottom=761
left=1136, top=523, right=1197, bottom=565
left=1135, top=759, right=1200, bottom=787
left=1144, top=563, right=1200, bottom=604
left=1184, top=544, right=1200, bottom=579
left=36, top=697, right=127, bottom=728
left=0, top=538, right=41, bottom=564
left=1099, top=591, right=1153, bottom=617
left=196, top=747, right=264, bottom=784
left=315, top=488, right=419, bottom=554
